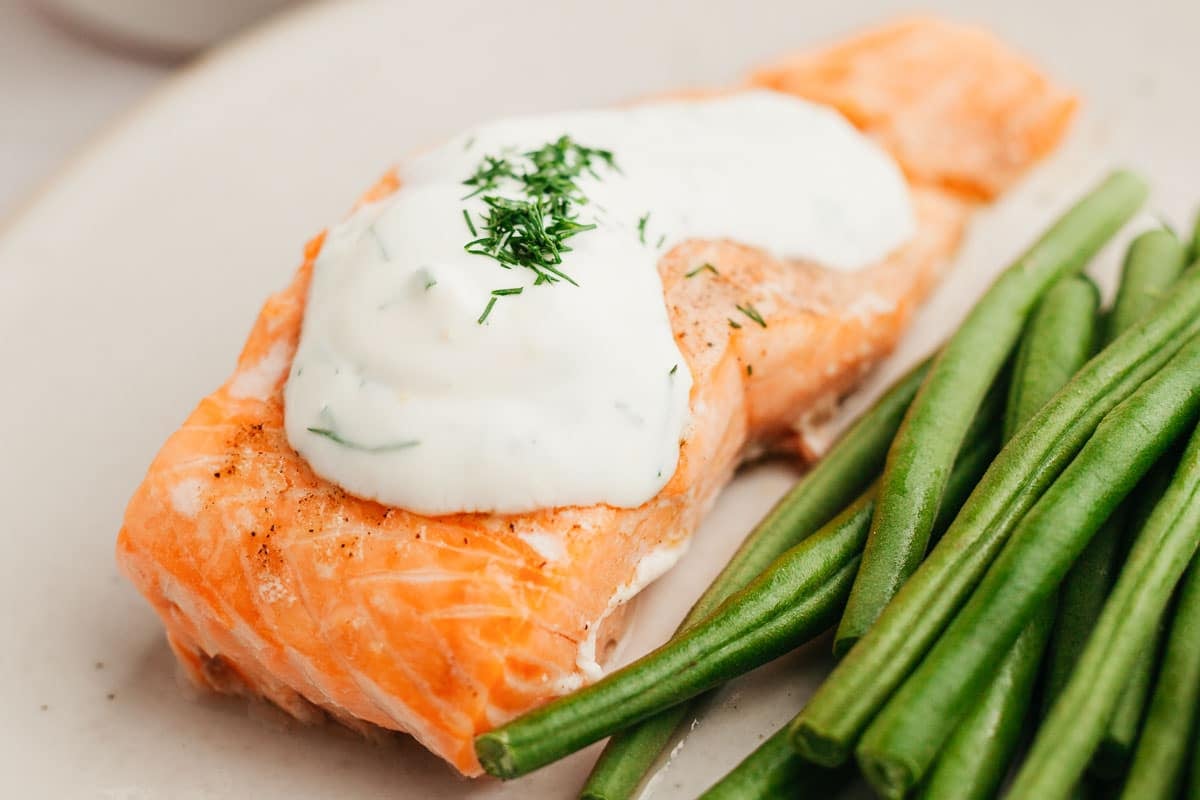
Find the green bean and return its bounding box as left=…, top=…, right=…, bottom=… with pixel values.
left=698, top=724, right=853, bottom=800
left=857, top=334, right=1200, bottom=800
left=929, top=411, right=1001, bottom=542
left=1058, top=463, right=1173, bottom=773
left=1093, top=632, right=1158, bottom=776
left=917, top=274, right=1100, bottom=800
left=1069, top=230, right=1186, bottom=775
left=1046, top=230, right=1187, bottom=718
left=1008, top=394, right=1200, bottom=799
left=577, top=361, right=930, bottom=800
left=477, top=399, right=1003, bottom=779
left=1043, top=508, right=1127, bottom=703
left=791, top=239, right=1200, bottom=773
left=1004, top=276, right=1102, bottom=440
left=1119, top=556, right=1200, bottom=799
left=1105, top=229, right=1188, bottom=341
left=833, top=172, right=1146, bottom=655
left=1093, top=454, right=1179, bottom=773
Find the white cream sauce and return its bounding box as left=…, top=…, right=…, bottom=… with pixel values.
left=284, top=91, right=914, bottom=514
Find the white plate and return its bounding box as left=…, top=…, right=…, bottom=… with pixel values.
left=2, top=1, right=1197, bottom=797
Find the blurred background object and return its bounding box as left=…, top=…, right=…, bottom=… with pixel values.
left=0, top=0, right=296, bottom=222
left=41, top=0, right=294, bottom=57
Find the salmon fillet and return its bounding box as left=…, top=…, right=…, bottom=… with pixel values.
left=117, top=17, right=1075, bottom=775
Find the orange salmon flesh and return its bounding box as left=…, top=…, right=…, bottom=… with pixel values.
left=118, top=17, right=1075, bottom=775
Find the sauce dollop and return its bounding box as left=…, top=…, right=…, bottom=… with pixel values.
left=284, top=91, right=913, bottom=514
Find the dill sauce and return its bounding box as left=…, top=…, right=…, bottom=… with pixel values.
left=284, top=92, right=914, bottom=515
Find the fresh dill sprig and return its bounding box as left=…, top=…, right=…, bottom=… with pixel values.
left=669, top=364, right=678, bottom=376
left=463, top=209, right=477, bottom=236
left=685, top=263, right=719, bottom=278
left=637, top=212, right=650, bottom=244
left=461, top=136, right=617, bottom=289
left=307, top=426, right=419, bottom=453
left=736, top=303, right=768, bottom=328
left=728, top=319, right=743, bottom=329
left=656, top=233, right=666, bottom=248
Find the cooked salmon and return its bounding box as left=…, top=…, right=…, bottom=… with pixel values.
left=117, top=17, right=1076, bottom=775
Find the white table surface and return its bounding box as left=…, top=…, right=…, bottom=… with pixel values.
left=0, top=0, right=171, bottom=222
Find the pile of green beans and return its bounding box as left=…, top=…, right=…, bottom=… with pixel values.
left=790, top=233, right=1200, bottom=771
left=834, top=171, right=1146, bottom=656
left=468, top=175, right=1200, bottom=800
left=1008, top=394, right=1200, bottom=799
left=857, top=334, right=1200, bottom=798
left=1044, top=230, right=1187, bottom=738
left=916, top=273, right=1100, bottom=800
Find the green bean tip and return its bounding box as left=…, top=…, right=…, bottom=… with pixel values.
left=831, top=634, right=858, bottom=660
left=474, top=733, right=518, bottom=779
left=788, top=721, right=848, bottom=766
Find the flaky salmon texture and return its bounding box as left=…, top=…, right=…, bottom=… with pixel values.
left=117, top=17, right=1076, bottom=775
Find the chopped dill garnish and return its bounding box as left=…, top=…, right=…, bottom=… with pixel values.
left=477, top=296, right=498, bottom=324
left=685, top=263, right=719, bottom=278
left=728, top=318, right=743, bottom=329
left=424, top=278, right=437, bottom=291
left=461, top=136, right=617, bottom=289
left=463, top=136, right=476, bottom=151
left=669, top=364, right=678, bottom=376
left=656, top=233, right=666, bottom=248
left=736, top=303, right=767, bottom=328
left=637, top=212, right=650, bottom=244
left=307, top=426, right=419, bottom=453
left=478, top=286, right=524, bottom=323
left=462, top=155, right=516, bottom=199
left=747, top=364, right=754, bottom=376
left=463, top=209, right=477, bottom=236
